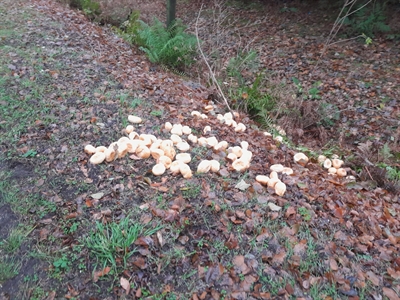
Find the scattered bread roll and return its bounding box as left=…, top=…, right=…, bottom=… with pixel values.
left=210, top=160, right=220, bottom=173
left=180, top=163, right=192, bottom=178
left=267, top=177, right=280, bottom=188
left=275, top=181, right=286, bottom=196
left=256, top=175, right=270, bottom=185
left=337, top=168, right=347, bottom=177
left=270, top=164, right=284, bottom=173
left=152, top=163, right=166, bottom=176
left=128, top=115, right=142, bottom=124
left=175, top=153, right=191, bottom=164
left=90, top=152, right=106, bottom=164
left=197, top=160, right=212, bottom=173
left=293, top=153, right=309, bottom=166
left=332, top=158, right=344, bottom=169
left=324, top=159, right=332, bottom=169
left=84, top=145, right=97, bottom=155
left=164, top=122, right=173, bottom=131
left=176, top=141, right=190, bottom=152
left=158, top=155, right=172, bottom=169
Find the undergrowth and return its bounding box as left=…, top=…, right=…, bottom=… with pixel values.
left=119, top=15, right=197, bottom=70
left=343, top=1, right=391, bottom=37
left=69, top=0, right=101, bottom=20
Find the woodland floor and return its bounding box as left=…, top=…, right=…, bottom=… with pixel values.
left=0, top=0, right=399, bottom=299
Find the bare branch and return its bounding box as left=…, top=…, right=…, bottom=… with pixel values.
left=313, top=0, right=373, bottom=74
left=195, top=3, right=232, bottom=112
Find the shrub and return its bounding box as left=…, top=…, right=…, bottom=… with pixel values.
left=223, top=51, right=281, bottom=128
left=226, top=50, right=259, bottom=87
left=117, top=10, right=142, bottom=44
left=344, top=1, right=391, bottom=36
left=134, top=18, right=198, bottom=69
left=69, top=0, right=101, bottom=20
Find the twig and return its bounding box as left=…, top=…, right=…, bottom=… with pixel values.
left=364, top=166, right=374, bottom=181
left=313, top=0, right=372, bottom=74
left=326, top=34, right=365, bottom=46
left=196, top=3, right=232, bottom=112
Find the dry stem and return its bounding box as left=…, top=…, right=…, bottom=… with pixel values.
left=195, top=3, right=232, bottom=112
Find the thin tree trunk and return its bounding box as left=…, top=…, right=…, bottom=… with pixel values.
left=167, top=0, right=176, bottom=28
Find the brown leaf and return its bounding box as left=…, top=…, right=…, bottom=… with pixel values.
left=285, top=206, right=296, bottom=218
left=93, top=266, right=111, bottom=282
left=233, top=255, right=245, bottom=268
left=329, top=257, right=338, bottom=271
left=65, top=212, right=79, bottom=220
left=36, top=178, right=44, bottom=187
left=39, top=228, right=50, bottom=241
left=285, top=283, right=294, bottom=295
left=256, top=228, right=272, bottom=242
left=259, top=292, right=271, bottom=299
left=85, top=199, right=93, bottom=207
left=157, top=231, right=164, bottom=247
left=120, top=277, right=130, bottom=294
left=293, top=240, right=306, bottom=256
left=140, top=213, right=153, bottom=224
left=225, top=233, right=239, bottom=250
left=132, top=257, right=147, bottom=269
left=334, top=230, right=348, bottom=241
left=134, top=236, right=153, bottom=247
left=272, top=251, right=286, bottom=266
left=45, top=291, right=56, bottom=300
left=240, top=274, right=257, bottom=291
left=333, top=207, right=345, bottom=218
left=387, top=267, right=400, bottom=280
left=382, top=287, right=400, bottom=300
left=366, top=271, right=380, bottom=286
left=233, top=255, right=250, bottom=274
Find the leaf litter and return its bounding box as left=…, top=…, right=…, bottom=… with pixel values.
left=0, top=0, right=399, bottom=299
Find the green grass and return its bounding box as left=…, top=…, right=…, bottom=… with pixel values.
left=181, top=182, right=201, bottom=199
left=86, top=217, right=162, bottom=273
left=150, top=109, right=164, bottom=117
left=1, top=225, right=34, bottom=253
left=130, top=97, right=142, bottom=109
left=0, top=257, right=21, bottom=282
left=0, top=71, right=49, bottom=151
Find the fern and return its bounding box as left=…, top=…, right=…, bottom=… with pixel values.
left=71, top=0, right=101, bottom=19
left=226, top=50, right=258, bottom=86
left=317, top=102, right=340, bottom=128
left=135, top=18, right=197, bottom=69
left=344, top=1, right=390, bottom=36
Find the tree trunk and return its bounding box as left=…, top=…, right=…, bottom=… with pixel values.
left=167, top=0, right=176, bottom=28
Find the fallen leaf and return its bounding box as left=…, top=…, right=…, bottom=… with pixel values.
left=45, top=291, right=56, bottom=300
left=157, top=231, right=164, bottom=247
left=297, top=182, right=307, bottom=189
left=90, top=192, right=104, bottom=200
left=93, top=266, right=111, bottom=282
left=235, top=179, right=251, bottom=191
left=268, top=202, right=282, bottom=211
left=257, top=195, right=269, bottom=204
left=272, top=251, right=286, bottom=265
left=285, top=206, right=296, bottom=218
left=366, top=271, right=380, bottom=286
left=329, top=257, right=338, bottom=271
left=240, top=274, right=257, bottom=291
left=36, top=178, right=44, bottom=187
left=387, top=267, right=400, bottom=280
left=132, top=257, right=147, bottom=269
left=382, top=287, right=400, bottom=300
left=120, top=277, right=130, bottom=294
